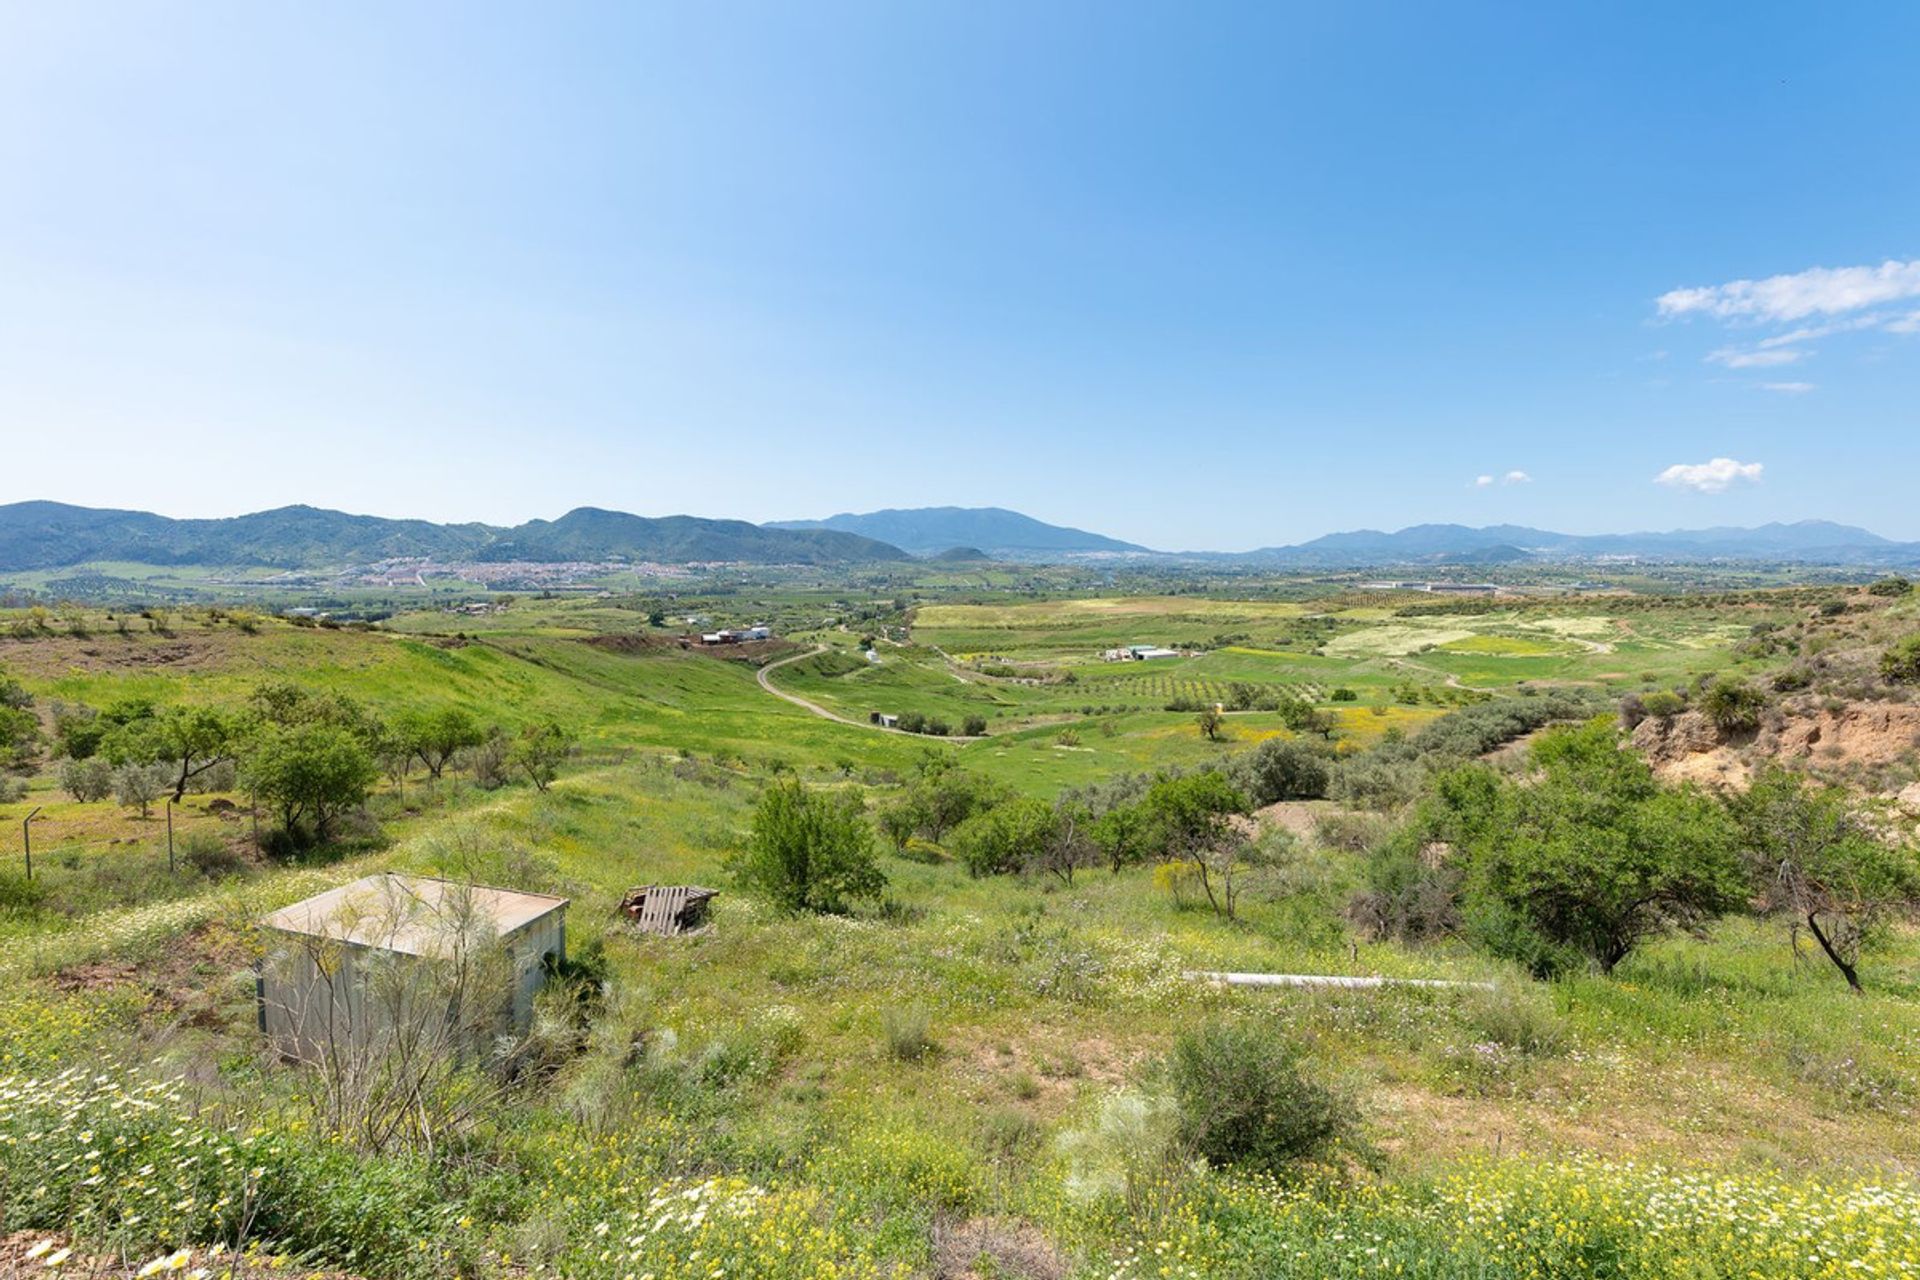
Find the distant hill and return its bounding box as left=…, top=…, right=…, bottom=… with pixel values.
left=766, top=506, right=1147, bottom=557
left=0, top=502, right=906, bottom=570
left=6, top=502, right=1915, bottom=574
left=1237, top=520, right=1919, bottom=567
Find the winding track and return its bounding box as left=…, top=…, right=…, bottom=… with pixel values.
left=756, top=645, right=984, bottom=741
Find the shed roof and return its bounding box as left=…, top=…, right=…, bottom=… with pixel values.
left=260, top=874, right=567, bottom=957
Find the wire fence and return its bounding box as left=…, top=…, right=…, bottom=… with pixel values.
left=10, top=803, right=258, bottom=880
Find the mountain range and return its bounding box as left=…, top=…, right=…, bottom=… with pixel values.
left=1235, top=520, right=1920, bottom=567
left=766, top=506, right=1147, bottom=557
left=0, top=502, right=903, bottom=570
left=2, top=502, right=1917, bottom=572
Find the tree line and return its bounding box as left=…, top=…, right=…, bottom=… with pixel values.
left=22, top=680, right=575, bottom=849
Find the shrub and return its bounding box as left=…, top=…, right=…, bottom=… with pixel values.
left=1882, top=633, right=1920, bottom=684
left=179, top=830, right=247, bottom=879
left=0, top=870, right=47, bottom=915
left=1168, top=1021, right=1358, bottom=1174
left=729, top=778, right=885, bottom=913
left=1698, top=676, right=1766, bottom=733
left=1640, top=690, right=1686, bottom=718
left=1442, top=723, right=1747, bottom=975
left=951, top=796, right=1058, bottom=877
left=1349, top=833, right=1461, bottom=943
left=1057, top=1088, right=1186, bottom=1219
left=1771, top=665, right=1813, bottom=692
left=962, top=714, right=988, bottom=737
left=1458, top=980, right=1567, bottom=1056
left=458, top=728, right=513, bottom=789
left=1229, top=737, right=1331, bottom=806
left=187, top=757, right=238, bottom=793
left=880, top=1005, right=935, bottom=1061
left=112, top=761, right=172, bottom=817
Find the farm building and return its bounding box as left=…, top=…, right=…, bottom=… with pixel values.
left=1105, top=643, right=1181, bottom=661
left=257, top=874, right=567, bottom=1060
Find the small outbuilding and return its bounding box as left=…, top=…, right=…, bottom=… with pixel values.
left=257, top=874, right=568, bottom=1060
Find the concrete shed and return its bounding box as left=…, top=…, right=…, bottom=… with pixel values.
left=257, top=874, right=567, bottom=1060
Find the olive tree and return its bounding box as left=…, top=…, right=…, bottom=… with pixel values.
left=512, top=721, right=576, bottom=792
left=730, top=779, right=885, bottom=914
left=242, top=722, right=379, bottom=845
left=1139, top=771, right=1254, bottom=920
left=1731, top=767, right=1920, bottom=992
left=1437, top=721, right=1747, bottom=975
left=396, top=707, right=486, bottom=781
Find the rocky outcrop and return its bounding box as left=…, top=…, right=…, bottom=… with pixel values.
left=1629, top=701, right=1920, bottom=789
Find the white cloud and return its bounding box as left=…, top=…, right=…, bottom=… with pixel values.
left=1657, top=260, right=1920, bottom=323
left=1760, top=381, right=1816, bottom=394
left=1706, top=346, right=1805, bottom=368
left=1654, top=457, right=1764, bottom=493
left=1472, top=470, right=1530, bottom=489
left=1755, top=314, right=1887, bottom=348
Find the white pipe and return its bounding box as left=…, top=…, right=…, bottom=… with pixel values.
left=1189, top=970, right=1494, bottom=991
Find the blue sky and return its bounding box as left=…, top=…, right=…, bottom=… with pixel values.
left=2, top=3, right=1916, bottom=551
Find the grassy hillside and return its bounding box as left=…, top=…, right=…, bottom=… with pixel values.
left=1, top=586, right=1917, bottom=1278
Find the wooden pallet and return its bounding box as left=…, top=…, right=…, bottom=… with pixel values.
left=618, top=884, right=718, bottom=936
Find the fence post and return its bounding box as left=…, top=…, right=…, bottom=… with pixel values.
left=22, top=806, right=40, bottom=881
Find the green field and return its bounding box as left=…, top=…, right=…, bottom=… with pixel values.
left=1, top=582, right=1916, bottom=1279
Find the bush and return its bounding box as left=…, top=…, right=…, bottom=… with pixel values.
left=729, top=779, right=885, bottom=913
left=951, top=796, right=1057, bottom=877
left=458, top=728, right=513, bottom=789
left=0, top=870, right=47, bottom=915
left=1883, top=634, right=1920, bottom=684
left=1349, top=833, right=1461, bottom=943
left=187, top=757, right=238, bottom=794
left=1168, top=1020, right=1358, bottom=1174
left=1229, top=737, right=1331, bottom=806
left=0, top=775, right=26, bottom=804
left=1771, top=665, right=1813, bottom=693
left=112, top=761, right=172, bottom=817
left=1056, top=1088, right=1186, bottom=1218
left=1457, top=980, right=1567, bottom=1056
left=1698, top=676, right=1766, bottom=733
left=880, top=1005, right=935, bottom=1061
left=1640, top=690, right=1686, bottom=718
left=962, top=714, right=988, bottom=737
left=179, top=830, right=248, bottom=879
